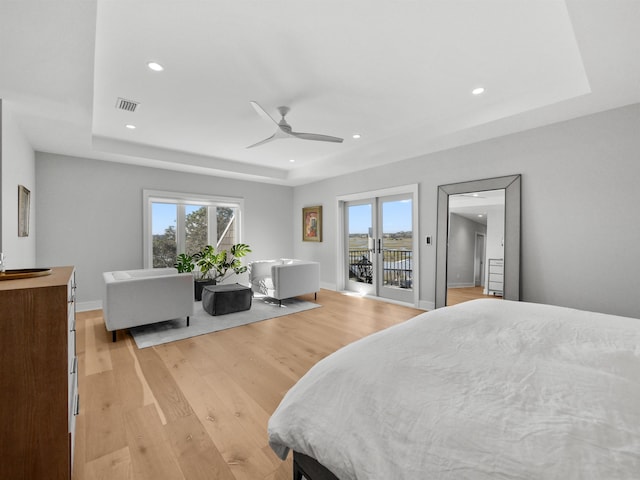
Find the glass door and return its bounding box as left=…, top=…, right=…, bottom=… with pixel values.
left=378, top=195, right=414, bottom=303
left=345, top=201, right=376, bottom=296
left=345, top=194, right=414, bottom=303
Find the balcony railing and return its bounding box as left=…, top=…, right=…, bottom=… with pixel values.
left=348, top=248, right=413, bottom=289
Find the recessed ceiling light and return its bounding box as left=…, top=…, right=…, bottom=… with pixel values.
left=125, top=124, right=136, bottom=129
left=352, top=134, right=361, bottom=139
left=289, top=159, right=295, bottom=163
left=147, top=61, right=164, bottom=72
left=472, top=87, right=485, bottom=95
left=478, top=214, right=484, bottom=217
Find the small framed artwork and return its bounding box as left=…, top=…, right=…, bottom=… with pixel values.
left=18, top=185, right=30, bottom=237
left=302, top=205, right=322, bottom=242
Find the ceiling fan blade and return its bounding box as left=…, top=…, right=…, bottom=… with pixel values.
left=249, top=101, right=279, bottom=126
left=248, top=102, right=343, bottom=146
left=246, top=133, right=277, bottom=149
left=247, top=126, right=292, bottom=148
left=290, top=131, right=344, bottom=143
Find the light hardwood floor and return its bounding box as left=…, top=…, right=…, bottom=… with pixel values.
left=72, top=289, right=424, bottom=480
left=446, top=286, right=502, bottom=306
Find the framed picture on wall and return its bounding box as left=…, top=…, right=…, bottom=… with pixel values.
left=18, top=185, right=30, bottom=237
left=302, top=205, right=322, bottom=242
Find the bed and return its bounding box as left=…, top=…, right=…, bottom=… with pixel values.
left=268, top=299, right=640, bottom=479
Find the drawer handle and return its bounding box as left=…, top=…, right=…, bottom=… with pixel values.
left=71, top=356, right=78, bottom=374
left=73, top=394, right=80, bottom=416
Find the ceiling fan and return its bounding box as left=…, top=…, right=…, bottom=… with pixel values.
left=247, top=101, right=344, bottom=148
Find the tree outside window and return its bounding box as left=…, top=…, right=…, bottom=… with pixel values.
left=151, top=201, right=239, bottom=268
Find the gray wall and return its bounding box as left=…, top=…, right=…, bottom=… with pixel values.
left=1, top=100, right=37, bottom=267
left=35, top=154, right=294, bottom=306
left=31, top=103, right=640, bottom=318
left=292, top=103, right=640, bottom=318
left=447, top=213, right=486, bottom=288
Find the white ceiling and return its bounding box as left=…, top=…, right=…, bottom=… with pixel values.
left=450, top=189, right=505, bottom=226
left=1, top=0, right=639, bottom=186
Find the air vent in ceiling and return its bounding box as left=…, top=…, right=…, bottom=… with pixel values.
left=115, top=97, right=140, bottom=112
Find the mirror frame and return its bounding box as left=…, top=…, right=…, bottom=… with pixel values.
left=435, top=174, right=521, bottom=308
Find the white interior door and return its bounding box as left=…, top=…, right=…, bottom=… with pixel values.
left=474, top=233, right=486, bottom=287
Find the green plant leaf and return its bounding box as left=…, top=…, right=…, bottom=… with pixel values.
left=230, top=243, right=251, bottom=258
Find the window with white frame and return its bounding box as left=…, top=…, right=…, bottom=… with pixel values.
left=143, top=190, right=244, bottom=269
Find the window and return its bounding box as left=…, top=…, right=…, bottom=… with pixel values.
left=143, top=190, right=244, bottom=269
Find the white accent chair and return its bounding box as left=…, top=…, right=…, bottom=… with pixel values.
left=249, top=259, right=320, bottom=305
left=102, top=267, right=194, bottom=342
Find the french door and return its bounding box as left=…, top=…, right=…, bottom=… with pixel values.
left=345, top=193, right=414, bottom=303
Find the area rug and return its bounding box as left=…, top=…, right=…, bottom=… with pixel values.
left=129, top=296, right=321, bottom=348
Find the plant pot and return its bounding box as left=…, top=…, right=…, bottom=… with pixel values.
left=194, top=279, right=216, bottom=301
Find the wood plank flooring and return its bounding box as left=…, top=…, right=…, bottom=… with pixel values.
left=446, top=286, right=502, bottom=306
left=72, top=290, right=424, bottom=480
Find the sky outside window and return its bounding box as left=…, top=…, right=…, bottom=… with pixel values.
left=152, top=203, right=176, bottom=235
left=349, top=201, right=412, bottom=234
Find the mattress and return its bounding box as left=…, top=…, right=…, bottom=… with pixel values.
left=268, top=299, right=640, bottom=479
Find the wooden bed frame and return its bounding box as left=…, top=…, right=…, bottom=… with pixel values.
left=293, top=451, right=339, bottom=480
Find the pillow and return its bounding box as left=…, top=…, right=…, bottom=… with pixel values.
left=250, top=260, right=277, bottom=278
left=251, top=274, right=274, bottom=295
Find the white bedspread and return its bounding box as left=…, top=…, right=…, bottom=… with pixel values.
left=268, top=299, right=640, bottom=479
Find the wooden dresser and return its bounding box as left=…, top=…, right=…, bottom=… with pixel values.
left=0, top=266, right=78, bottom=479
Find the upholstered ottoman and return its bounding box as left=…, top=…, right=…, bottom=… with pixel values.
left=202, top=283, right=252, bottom=316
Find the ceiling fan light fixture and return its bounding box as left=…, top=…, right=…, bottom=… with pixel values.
left=246, top=101, right=344, bottom=148
left=147, top=61, right=164, bottom=72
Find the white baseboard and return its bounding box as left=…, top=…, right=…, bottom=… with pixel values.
left=419, top=300, right=435, bottom=311
left=447, top=283, right=475, bottom=289
left=77, top=300, right=102, bottom=312
left=323, top=282, right=432, bottom=311
left=320, top=281, right=337, bottom=291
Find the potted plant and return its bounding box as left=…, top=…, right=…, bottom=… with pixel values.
left=191, top=245, right=216, bottom=300
left=174, top=253, right=202, bottom=300
left=192, top=243, right=252, bottom=301
left=209, top=243, right=252, bottom=283
left=174, top=253, right=196, bottom=273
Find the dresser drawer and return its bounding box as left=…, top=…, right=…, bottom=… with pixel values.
left=68, top=328, right=76, bottom=370
left=489, top=265, right=503, bottom=275
left=68, top=305, right=76, bottom=332
left=68, top=280, right=76, bottom=332
left=69, top=370, right=78, bottom=425
left=68, top=355, right=77, bottom=418
left=67, top=272, right=77, bottom=302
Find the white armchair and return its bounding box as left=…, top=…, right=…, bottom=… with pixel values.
left=102, top=267, right=194, bottom=342
left=249, top=259, right=320, bottom=305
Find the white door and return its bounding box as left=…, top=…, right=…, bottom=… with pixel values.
left=345, top=200, right=376, bottom=296
left=345, top=194, right=414, bottom=303
left=474, top=233, right=485, bottom=287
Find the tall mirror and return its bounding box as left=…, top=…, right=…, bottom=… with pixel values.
left=435, top=175, right=521, bottom=309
